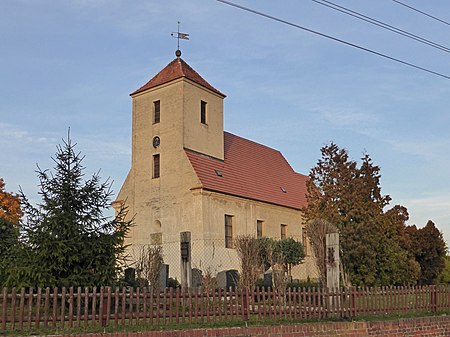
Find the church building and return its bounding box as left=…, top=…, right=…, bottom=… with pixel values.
left=114, top=51, right=318, bottom=282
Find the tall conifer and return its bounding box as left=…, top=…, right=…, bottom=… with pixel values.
left=20, top=134, right=132, bottom=287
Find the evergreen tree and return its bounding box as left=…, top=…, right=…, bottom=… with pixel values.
left=20, top=134, right=132, bottom=287
left=304, top=143, right=418, bottom=286
left=408, top=221, right=447, bottom=285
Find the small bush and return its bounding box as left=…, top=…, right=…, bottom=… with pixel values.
left=168, top=277, right=181, bottom=289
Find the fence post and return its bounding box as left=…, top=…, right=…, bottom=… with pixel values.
left=1, top=287, right=6, bottom=332
left=28, top=287, right=34, bottom=331
left=431, top=285, right=437, bottom=313
left=11, top=287, right=16, bottom=331
left=36, top=287, right=42, bottom=329
left=242, top=287, right=249, bottom=321
left=351, top=287, right=356, bottom=318
left=100, top=286, right=107, bottom=327
left=67, top=287, right=73, bottom=328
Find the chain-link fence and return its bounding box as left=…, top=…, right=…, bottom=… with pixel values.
left=124, top=236, right=319, bottom=288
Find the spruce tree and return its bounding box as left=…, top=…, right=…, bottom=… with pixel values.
left=20, top=134, right=132, bottom=287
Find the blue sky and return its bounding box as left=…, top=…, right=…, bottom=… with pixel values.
left=1, top=1, right=450, bottom=244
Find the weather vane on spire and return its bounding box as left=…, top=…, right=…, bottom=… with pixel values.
left=171, top=21, right=189, bottom=57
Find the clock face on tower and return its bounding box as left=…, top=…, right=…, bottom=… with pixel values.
left=152, top=136, right=160, bottom=148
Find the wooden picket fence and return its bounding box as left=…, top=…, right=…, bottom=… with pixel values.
left=1, top=285, right=450, bottom=333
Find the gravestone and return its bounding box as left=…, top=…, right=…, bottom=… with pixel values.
left=263, top=271, right=272, bottom=288
left=159, top=264, right=169, bottom=289
left=263, top=269, right=287, bottom=288
left=124, top=267, right=136, bottom=284
left=217, top=269, right=239, bottom=289
left=192, top=268, right=203, bottom=288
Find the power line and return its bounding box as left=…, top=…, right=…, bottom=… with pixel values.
left=216, top=0, right=450, bottom=81
left=391, top=0, right=450, bottom=27
left=313, top=0, right=450, bottom=54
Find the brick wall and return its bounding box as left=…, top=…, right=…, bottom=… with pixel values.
left=53, top=316, right=450, bottom=337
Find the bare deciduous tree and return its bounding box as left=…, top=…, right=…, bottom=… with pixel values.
left=305, top=219, right=338, bottom=287
left=235, top=235, right=262, bottom=291
left=136, top=245, right=164, bottom=289
left=201, top=267, right=217, bottom=294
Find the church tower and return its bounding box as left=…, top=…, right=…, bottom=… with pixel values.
left=115, top=52, right=226, bottom=247
left=130, top=53, right=226, bottom=164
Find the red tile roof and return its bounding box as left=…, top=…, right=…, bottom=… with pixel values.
left=131, top=57, right=226, bottom=97
left=185, top=132, right=308, bottom=210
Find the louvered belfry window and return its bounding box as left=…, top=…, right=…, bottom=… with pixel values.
left=200, top=100, right=207, bottom=124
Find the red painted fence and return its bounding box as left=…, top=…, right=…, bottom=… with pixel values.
left=1, top=285, right=450, bottom=334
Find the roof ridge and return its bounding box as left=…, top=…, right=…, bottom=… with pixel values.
left=224, top=131, right=283, bottom=154
left=224, top=131, right=304, bottom=175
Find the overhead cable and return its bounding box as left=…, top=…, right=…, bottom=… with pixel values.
left=313, top=0, right=450, bottom=54
left=216, top=0, right=450, bottom=81
left=391, top=0, right=450, bottom=27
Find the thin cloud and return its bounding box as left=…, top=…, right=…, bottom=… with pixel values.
left=389, top=138, right=450, bottom=164
left=0, top=123, right=57, bottom=148
left=0, top=123, right=129, bottom=163
left=79, top=137, right=130, bottom=161
left=402, top=194, right=450, bottom=240
left=312, top=105, right=377, bottom=128
left=407, top=194, right=450, bottom=212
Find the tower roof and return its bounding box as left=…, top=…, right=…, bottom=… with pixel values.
left=185, top=132, right=308, bottom=210
left=131, top=57, right=226, bottom=97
